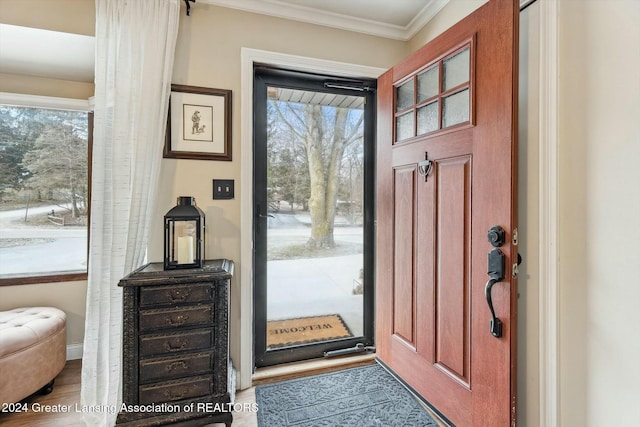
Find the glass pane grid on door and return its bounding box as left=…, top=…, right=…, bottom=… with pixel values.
left=393, top=44, right=472, bottom=143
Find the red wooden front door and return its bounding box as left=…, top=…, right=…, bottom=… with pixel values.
left=376, top=1, right=519, bottom=426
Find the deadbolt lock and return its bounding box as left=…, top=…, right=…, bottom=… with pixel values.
left=487, top=225, right=506, bottom=247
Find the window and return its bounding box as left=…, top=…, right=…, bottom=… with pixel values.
left=395, top=41, right=474, bottom=142
left=0, top=96, right=91, bottom=284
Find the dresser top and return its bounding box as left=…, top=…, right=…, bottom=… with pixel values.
left=118, top=259, right=233, bottom=286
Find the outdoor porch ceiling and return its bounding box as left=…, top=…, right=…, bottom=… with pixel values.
left=267, top=86, right=365, bottom=109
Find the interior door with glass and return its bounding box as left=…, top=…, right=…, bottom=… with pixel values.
left=253, top=67, right=376, bottom=367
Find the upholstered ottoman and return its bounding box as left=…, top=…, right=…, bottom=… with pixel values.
left=0, top=307, right=66, bottom=404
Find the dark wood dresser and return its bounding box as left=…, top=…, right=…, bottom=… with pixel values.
left=116, top=259, right=234, bottom=426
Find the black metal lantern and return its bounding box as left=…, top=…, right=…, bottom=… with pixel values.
left=164, top=196, right=205, bottom=270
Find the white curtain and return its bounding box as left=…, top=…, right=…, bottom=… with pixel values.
left=81, top=1, right=180, bottom=425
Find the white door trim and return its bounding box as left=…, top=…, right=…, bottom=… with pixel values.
left=537, top=0, right=559, bottom=425
left=239, top=47, right=384, bottom=388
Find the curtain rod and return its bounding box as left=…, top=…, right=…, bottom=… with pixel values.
left=184, top=0, right=195, bottom=16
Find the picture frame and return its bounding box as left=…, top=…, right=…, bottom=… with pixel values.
left=164, top=84, right=232, bottom=161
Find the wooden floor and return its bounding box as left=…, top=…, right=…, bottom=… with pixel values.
left=0, top=358, right=445, bottom=427
left=0, top=360, right=258, bottom=427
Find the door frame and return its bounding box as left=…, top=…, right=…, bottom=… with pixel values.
left=238, top=4, right=559, bottom=422
left=536, top=0, right=559, bottom=425
left=252, top=66, right=377, bottom=367
left=239, top=47, right=384, bottom=387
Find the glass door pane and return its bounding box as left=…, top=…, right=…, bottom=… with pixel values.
left=265, top=86, right=365, bottom=351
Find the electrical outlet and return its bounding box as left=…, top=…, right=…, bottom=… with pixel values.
left=213, top=179, right=234, bottom=200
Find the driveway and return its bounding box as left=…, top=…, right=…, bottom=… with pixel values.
left=0, top=204, right=87, bottom=276
left=265, top=212, right=365, bottom=336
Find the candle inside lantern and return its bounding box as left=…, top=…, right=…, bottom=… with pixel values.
left=177, top=235, right=194, bottom=264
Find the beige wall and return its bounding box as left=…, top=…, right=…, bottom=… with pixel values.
left=0, top=281, right=87, bottom=349
left=558, top=1, right=640, bottom=425
left=0, top=0, right=94, bottom=35
left=147, top=3, right=407, bottom=375
left=408, top=0, right=488, bottom=51
left=0, top=73, right=94, bottom=99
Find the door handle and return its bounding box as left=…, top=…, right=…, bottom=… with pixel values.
left=259, top=214, right=275, bottom=218
left=485, top=225, right=506, bottom=338
left=485, top=248, right=505, bottom=337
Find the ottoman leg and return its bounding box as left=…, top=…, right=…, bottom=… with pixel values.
left=39, top=380, right=55, bottom=395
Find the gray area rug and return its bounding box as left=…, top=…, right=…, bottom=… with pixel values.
left=255, top=363, right=439, bottom=426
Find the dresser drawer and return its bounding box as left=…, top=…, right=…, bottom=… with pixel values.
left=140, top=283, right=213, bottom=307
left=139, top=351, right=213, bottom=384
left=139, top=304, right=213, bottom=332
left=139, top=329, right=214, bottom=357
left=139, top=375, right=212, bottom=405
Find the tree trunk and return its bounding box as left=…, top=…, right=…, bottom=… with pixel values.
left=304, top=105, right=331, bottom=248
left=304, top=106, right=350, bottom=249
left=322, top=108, right=348, bottom=247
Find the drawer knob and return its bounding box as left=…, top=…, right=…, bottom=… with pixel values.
left=167, top=314, right=190, bottom=326
left=164, top=340, right=188, bottom=352
left=163, top=385, right=194, bottom=401
left=167, top=289, right=191, bottom=302
left=165, top=360, right=189, bottom=372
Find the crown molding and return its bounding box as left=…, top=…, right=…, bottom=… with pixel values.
left=405, top=0, right=450, bottom=40
left=200, top=0, right=450, bottom=41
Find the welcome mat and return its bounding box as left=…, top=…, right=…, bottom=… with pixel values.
left=266, top=314, right=352, bottom=348
left=255, top=363, right=440, bottom=426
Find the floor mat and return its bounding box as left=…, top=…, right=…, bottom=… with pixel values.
left=255, top=363, right=440, bottom=426
left=266, top=314, right=352, bottom=348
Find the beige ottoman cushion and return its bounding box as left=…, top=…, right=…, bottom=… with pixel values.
left=0, top=307, right=67, bottom=404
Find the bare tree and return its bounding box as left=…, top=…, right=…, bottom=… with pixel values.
left=272, top=101, right=363, bottom=248
left=21, top=123, right=88, bottom=217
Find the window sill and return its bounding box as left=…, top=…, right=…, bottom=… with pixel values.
left=0, top=271, right=87, bottom=286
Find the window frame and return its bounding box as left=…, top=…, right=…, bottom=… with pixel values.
left=0, top=92, right=92, bottom=286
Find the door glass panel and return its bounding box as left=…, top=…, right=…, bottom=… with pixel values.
left=443, top=47, right=470, bottom=91
left=443, top=89, right=470, bottom=128
left=417, top=66, right=439, bottom=102
left=396, top=111, right=414, bottom=141
left=266, top=87, right=365, bottom=350
left=396, top=80, right=414, bottom=111
left=417, top=101, right=438, bottom=135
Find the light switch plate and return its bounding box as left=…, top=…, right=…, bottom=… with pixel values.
left=213, top=179, right=234, bottom=200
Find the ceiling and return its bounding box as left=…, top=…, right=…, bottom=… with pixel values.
left=0, top=0, right=449, bottom=84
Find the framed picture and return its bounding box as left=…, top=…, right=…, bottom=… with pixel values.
left=164, top=84, right=232, bottom=161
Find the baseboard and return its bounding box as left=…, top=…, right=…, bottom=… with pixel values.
left=66, top=343, right=83, bottom=360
